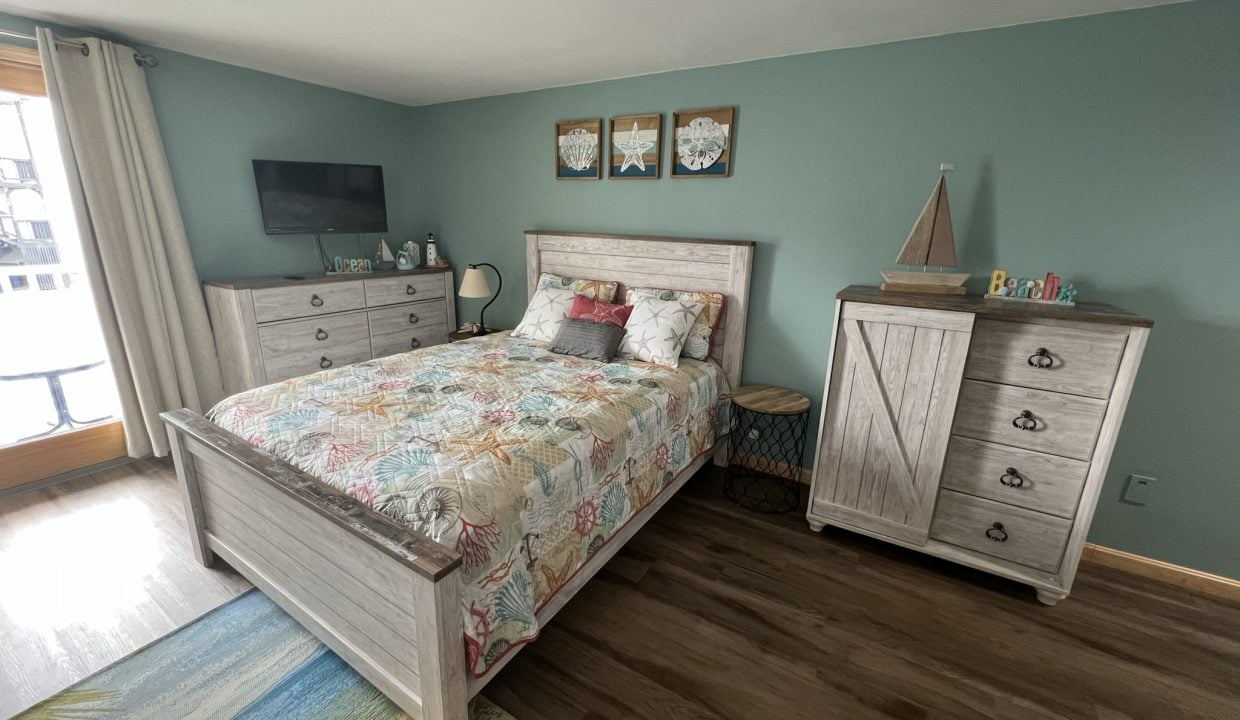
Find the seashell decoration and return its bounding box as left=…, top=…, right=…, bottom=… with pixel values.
left=676, top=116, right=726, bottom=170
left=558, top=127, right=597, bottom=171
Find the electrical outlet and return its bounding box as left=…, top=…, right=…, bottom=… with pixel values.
left=1122, top=474, right=1157, bottom=505
left=747, top=428, right=761, bottom=441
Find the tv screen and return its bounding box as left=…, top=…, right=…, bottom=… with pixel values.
left=252, top=159, right=388, bottom=234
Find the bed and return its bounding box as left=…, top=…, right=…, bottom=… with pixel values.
left=161, top=230, right=753, bottom=720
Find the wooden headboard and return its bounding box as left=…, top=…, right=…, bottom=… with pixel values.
left=524, top=230, right=754, bottom=388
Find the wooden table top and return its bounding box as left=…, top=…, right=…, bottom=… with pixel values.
left=732, top=385, right=811, bottom=415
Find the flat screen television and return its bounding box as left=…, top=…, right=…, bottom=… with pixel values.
left=252, top=159, right=388, bottom=234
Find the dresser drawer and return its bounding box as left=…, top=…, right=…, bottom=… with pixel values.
left=965, top=320, right=1126, bottom=399
left=953, top=380, right=1106, bottom=461
left=364, top=274, right=445, bottom=307
left=371, top=327, right=449, bottom=359
left=941, top=436, right=1089, bottom=518
left=931, top=490, right=1072, bottom=573
left=251, top=281, right=364, bottom=323
left=259, top=312, right=371, bottom=382
left=367, top=300, right=449, bottom=337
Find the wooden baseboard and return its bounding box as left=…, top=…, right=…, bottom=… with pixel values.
left=733, top=452, right=813, bottom=484
left=1081, top=544, right=1240, bottom=604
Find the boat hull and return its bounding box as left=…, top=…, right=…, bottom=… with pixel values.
left=880, top=270, right=970, bottom=287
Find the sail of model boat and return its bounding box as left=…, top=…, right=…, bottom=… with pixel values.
left=881, top=174, right=970, bottom=294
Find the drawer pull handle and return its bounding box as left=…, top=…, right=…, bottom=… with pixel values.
left=410, top=337, right=421, bottom=349
left=1028, top=348, right=1054, bottom=369
left=315, top=328, right=328, bottom=341
left=408, top=313, right=419, bottom=325
left=310, top=294, right=324, bottom=307
left=985, top=522, right=1009, bottom=543
left=406, top=284, right=417, bottom=295
left=999, top=467, right=1025, bottom=488
left=319, top=356, right=332, bottom=369
left=1012, top=410, right=1038, bottom=431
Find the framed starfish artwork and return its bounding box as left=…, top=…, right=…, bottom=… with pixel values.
left=608, top=113, right=661, bottom=179
left=672, top=106, right=734, bottom=178
left=555, top=118, right=602, bottom=179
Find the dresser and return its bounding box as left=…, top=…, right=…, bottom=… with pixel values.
left=807, top=286, right=1151, bottom=605
left=204, top=269, right=456, bottom=395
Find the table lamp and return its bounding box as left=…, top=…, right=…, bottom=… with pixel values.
left=459, top=263, right=501, bottom=335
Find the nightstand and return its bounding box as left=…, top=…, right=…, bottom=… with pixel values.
left=449, top=329, right=506, bottom=342
left=724, top=384, right=811, bottom=513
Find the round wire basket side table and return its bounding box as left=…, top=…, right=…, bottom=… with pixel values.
left=724, top=384, right=810, bottom=513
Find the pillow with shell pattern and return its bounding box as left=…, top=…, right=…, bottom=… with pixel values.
left=536, top=272, right=619, bottom=303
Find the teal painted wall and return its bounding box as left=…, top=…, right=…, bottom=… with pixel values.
left=411, top=0, right=1240, bottom=578
left=0, top=11, right=418, bottom=281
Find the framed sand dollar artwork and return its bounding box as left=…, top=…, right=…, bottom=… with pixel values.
left=672, top=106, right=734, bottom=178
left=608, top=113, right=662, bottom=179
left=555, top=118, right=602, bottom=180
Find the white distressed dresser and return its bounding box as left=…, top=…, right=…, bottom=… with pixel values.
left=807, top=286, right=1152, bottom=605
left=204, top=268, right=455, bottom=395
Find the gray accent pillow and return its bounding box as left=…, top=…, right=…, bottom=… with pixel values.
left=549, top=318, right=627, bottom=363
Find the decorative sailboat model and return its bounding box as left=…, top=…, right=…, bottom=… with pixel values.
left=880, top=173, right=969, bottom=295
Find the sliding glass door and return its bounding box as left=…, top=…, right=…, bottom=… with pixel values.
left=0, top=44, right=123, bottom=490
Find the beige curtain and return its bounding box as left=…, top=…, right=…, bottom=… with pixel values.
left=37, top=28, right=223, bottom=458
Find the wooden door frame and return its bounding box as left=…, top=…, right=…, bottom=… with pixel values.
left=0, top=421, right=128, bottom=491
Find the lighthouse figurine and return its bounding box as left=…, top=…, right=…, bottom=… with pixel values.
left=426, top=233, right=448, bottom=268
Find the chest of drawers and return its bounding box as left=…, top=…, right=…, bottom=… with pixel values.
left=204, top=269, right=456, bottom=395
left=807, top=286, right=1151, bottom=605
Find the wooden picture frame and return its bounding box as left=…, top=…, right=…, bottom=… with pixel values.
left=555, top=117, right=602, bottom=180
left=608, top=113, right=661, bottom=179
left=671, top=106, right=735, bottom=178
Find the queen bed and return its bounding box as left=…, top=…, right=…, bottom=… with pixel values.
left=161, top=230, right=753, bottom=720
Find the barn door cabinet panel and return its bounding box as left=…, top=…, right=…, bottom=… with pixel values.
left=807, top=286, right=1151, bottom=605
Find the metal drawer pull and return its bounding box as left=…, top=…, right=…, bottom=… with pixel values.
left=999, top=467, right=1025, bottom=488
left=319, top=356, right=332, bottom=369
left=310, top=294, right=324, bottom=307
left=985, top=522, right=1009, bottom=543
left=1028, top=348, right=1053, bottom=369
left=406, top=284, right=417, bottom=295
left=408, top=313, right=419, bottom=324
left=410, top=337, right=421, bottom=349
left=1012, top=410, right=1037, bottom=431
left=315, top=328, right=328, bottom=341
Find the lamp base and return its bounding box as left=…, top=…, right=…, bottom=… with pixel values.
left=472, top=326, right=491, bottom=336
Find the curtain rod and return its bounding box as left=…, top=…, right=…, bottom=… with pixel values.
left=0, top=28, right=159, bottom=67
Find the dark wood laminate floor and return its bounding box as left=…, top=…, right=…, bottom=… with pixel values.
left=488, top=471, right=1240, bottom=720
left=1, top=463, right=1236, bottom=719
left=0, top=460, right=251, bottom=719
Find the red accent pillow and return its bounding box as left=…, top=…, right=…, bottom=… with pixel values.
left=568, top=294, right=633, bottom=328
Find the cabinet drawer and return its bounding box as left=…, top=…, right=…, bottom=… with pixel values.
left=941, top=436, right=1089, bottom=518
left=368, top=300, right=448, bottom=337
left=965, top=320, right=1126, bottom=399
left=251, top=281, right=364, bottom=323
left=953, top=380, right=1106, bottom=461
left=364, top=274, right=445, bottom=307
left=931, top=490, right=1072, bottom=573
left=371, top=327, right=449, bottom=359
left=259, top=312, right=371, bottom=382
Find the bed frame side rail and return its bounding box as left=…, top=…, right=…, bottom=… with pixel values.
left=161, top=409, right=469, bottom=720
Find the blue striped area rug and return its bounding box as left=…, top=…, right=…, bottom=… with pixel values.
left=16, top=589, right=515, bottom=719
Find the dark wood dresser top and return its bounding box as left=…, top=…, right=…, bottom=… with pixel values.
left=837, top=285, right=1153, bottom=328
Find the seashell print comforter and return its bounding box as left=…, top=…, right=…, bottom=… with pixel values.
left=207, top=331, right=728, bottom=676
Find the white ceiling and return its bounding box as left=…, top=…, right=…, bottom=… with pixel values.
left=0, top=0, right=1183, bottom=107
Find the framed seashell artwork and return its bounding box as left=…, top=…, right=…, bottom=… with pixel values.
left=609, top=113, right=662, bottom=179
left=555, top=117, right=603, bottom=179
left=671, top=106, right=735, bottom=178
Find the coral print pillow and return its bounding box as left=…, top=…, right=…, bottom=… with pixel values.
left=536, top=272, right=619, bottom=303
left=512, top=286, right=577, bottom=342
left=625, top=287, right=725, bottom=360
left=619, top=295, right=705, bottom=368
left=567, top=294, right=633, bottom=328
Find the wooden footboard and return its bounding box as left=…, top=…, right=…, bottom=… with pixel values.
left=161, top=409, right=468, bottom=720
